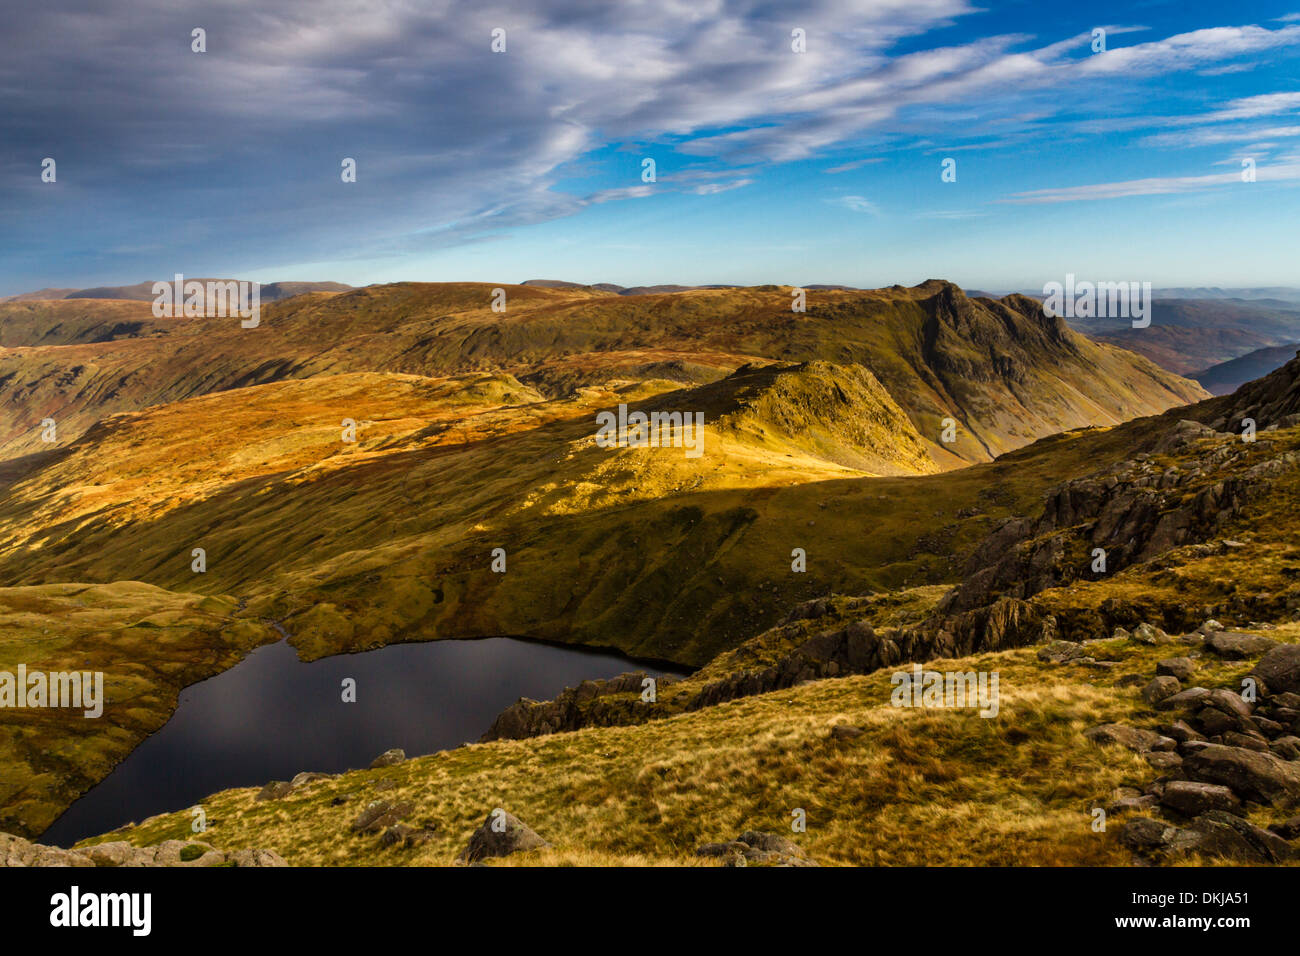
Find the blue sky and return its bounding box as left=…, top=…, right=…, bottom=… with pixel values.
left=3, top=0, right=1300, bottom=295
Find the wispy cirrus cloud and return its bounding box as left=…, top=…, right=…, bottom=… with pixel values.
left=1003, top=160, right=1300, bottom=203
left=830, top=195, right=880, bottom=214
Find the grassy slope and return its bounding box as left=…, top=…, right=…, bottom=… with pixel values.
left=0, top=364, right=1149, bottom=665
left=78, top=623, right=1300, bottom=866
left=0, top=583, right=271, bottom=835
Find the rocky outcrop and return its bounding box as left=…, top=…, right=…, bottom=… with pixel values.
left=1200, top=352, right=1300, bottom=432
left=1087, top=631, right=1300, bottom=863
left=485, top=596, right=1051, bottom=741
left=0, top=832, right=287, bottom=867
left=1182, top=744, right=1300, bottom=808
left=256, top=771, right=332, bottom=802
left=482, top=672, right=674, bottom=741
left=939, top=423, right=1300, bottom=626
left=351, top=799, right=415, bottom=835
left=696, top=830, right=817, bottom=867
left=1120, top=811, right=1292, bottom=863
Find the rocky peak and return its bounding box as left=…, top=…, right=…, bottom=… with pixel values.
left=1204, top=351, right=1300, bottom=431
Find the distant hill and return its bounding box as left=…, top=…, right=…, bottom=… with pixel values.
left=0, top=279, right=1205, bottom=464
left=1074, top=298, right=1300, bottom=375
left=1194, top=344, right=1300, bottom=395
left=1153, top=286, right=1300, bottom=304
left=0, top=280, right=353, bottom=304
left=521, top=280, right=867, bottom=294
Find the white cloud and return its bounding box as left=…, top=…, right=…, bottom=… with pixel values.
left=1003, top=161, right=1300, bottom=203
left=830, top=195, right=880, bottom=214
left=693, top=180, right=754, bottom=195
left=1141, top=124, right=1300, bottom=148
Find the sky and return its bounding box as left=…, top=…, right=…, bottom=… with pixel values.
left=3, top=0, right=1300, bottom=296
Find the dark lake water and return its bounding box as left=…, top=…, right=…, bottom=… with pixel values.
left=41, top=637, right=687, bottom=847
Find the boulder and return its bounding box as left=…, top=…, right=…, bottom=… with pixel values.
left=256, top=772, right=331, bottom=801
left=1095, top=786, right=1158, bottom=814
left=1120, top=811, right=1291, bottom=863
left=84, top=841, right=135, bottom=867
left=1269, top=816, right=1300, bottom=840
left=1204, top=631, right=1279, bottom=659
left=351, top=799, right=415, bottom=835
left=255, top=780, right=294, bottom=802
left=1145, top=751, right=1183, bottom=772
left=1270, top=736, right=1300, bottom=760
left=1119, top=817, right=1174, bottom=850
left=1156, top=687, right=1211, bottom=711
left=1250, top=644, right=1300, bottom=697
left=1198, top=708, right=1242, bottom=737
left=1039, top=641, right=1090, bottom=663
left=1182, top=743, right=1300, bottom=807
left=1159, top=781, right=1241, bottom=817
left=368, top=748, right=407, bottom=769
left=1205, top=688, right=1253, bottom=718
left=1084, top=723, right=1175, bottom=753
left=1142, top=676, right=1182, bottom=706
left=379, top=824, right=434, bottom=849
left=1156, top=658, right=1195, bottom=681
left=289, top=772, right=332, bottom=789
left=1169, top=811, right=1292, bottom=863
left=1130, top=623, right=1170, bottom=645
left=1160, top=720, right=1205, bottom=744
left=1254, top=716, right=1287, bottom=737
left=457, top=810, right=549, bottom=864
left=1221, top=732, right=1270, bottom=752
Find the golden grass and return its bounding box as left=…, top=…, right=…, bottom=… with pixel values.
left=0, top=582, right=272, bottom=836
left=80, top=633, right=1299, bottom=867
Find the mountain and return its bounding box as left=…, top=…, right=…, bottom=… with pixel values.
left=0, top=278, right=1209, bottom=837
left=1193, top=345, right=1300, bottom=395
